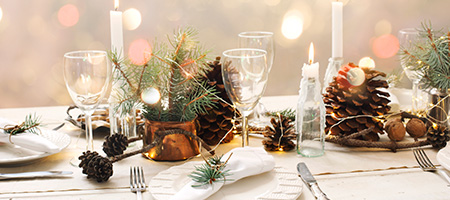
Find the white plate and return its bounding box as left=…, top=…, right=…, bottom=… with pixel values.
left=149, top=161, right=303, bottom=200
left=0, top=130, right=71, bottom=166
left=437, top=146, right=450, bottom=171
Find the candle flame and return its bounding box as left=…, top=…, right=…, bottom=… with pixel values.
left=308, top=42, right=314, bottom=64
left=114, top=0, right=119, bottom=11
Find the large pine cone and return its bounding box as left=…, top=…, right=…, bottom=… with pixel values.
left=323, top=63, right=391, bottom=141
left=427, top=124, right=450, bottom=149
left=262, top=115, right=296, bottom=151
left=79, top=151, right=113, bottom=182
left=103, top=134, right=128, bottom=157
left=196, top=57, right=237, bottom=145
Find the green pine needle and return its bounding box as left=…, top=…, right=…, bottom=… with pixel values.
left=400, top=22, right=450, bottom=91
left=110, top=26, right=217, bottom=122
left=3, top=113, right=41, bottom=135
left=188, top=154, right=233, bottom=187
left=268, top=108, right=296, bottom=122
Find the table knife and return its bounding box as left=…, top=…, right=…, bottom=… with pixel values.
left=0, top=171, right=73, bottom=180
left=297, top=162, right=330, bottom=200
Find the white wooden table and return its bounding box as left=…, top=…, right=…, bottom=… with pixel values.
left=0, top=94, right=449, bottom=200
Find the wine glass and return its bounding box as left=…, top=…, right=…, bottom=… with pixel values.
left=222, top=48, right=268, bottom=146
left=238, top=31, right=274, bottom=128
left=63, top=50, right=111, bottom=165
left=398, top=28, right=426, bottom=115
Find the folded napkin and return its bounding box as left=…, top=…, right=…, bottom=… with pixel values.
left=171, top=147, right=275, bottom=200
left=382, top=88, right=400, bottom=112
left=0, top=118, right=60, bottom=153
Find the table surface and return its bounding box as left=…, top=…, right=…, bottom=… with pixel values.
left=1, top=94, right=450, bottom=200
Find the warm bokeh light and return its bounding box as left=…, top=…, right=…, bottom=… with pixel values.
left=128, top=39, right=152, bottom=65
left=0, top=7, right=3, bottom=22
left=123, top=8, right=142, bottom=30
left=375, top=19, right=392, bottom=36
left=264, top=0, right=280, bottom=6
left=358, top=57, right=376, bottom=69
left=281, top=10, right=303, bottom=40
left=57, top=4, right=79, bottom=27
left=372, top=34, right=399, bottom=59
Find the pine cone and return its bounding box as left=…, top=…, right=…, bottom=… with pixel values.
left=78, top=151, right=113, bottom=182
left=262, top=115, right=296, bottom=151
left=323, top=63, right=391, bottom=141
left=427, top=124, right=450, bottom=149
left=196, top=57, right=237, bottom=145
left=103, top=134, right=128, bottom=157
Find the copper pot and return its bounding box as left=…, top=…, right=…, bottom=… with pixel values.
left=142, top=120, right=200, bottom=161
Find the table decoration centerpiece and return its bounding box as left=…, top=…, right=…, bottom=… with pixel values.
left=323, top=61, right=450, bottom=151
left=110, top=27, right=221, bottom=161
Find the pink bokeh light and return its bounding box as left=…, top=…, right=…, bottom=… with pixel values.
left=128, top=39, right=152, bottom=65
left=372, top=34, right=399, bottom=59
left=58, top=4, right=79, bottom=27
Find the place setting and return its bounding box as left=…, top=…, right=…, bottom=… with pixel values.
left=3, top=1, right=450, bottom=200
left=0, top=115, right=71, bottom=166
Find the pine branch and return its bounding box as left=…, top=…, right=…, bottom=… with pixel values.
left=400, top=22, right=450, bottom=91
left=2, top=113, right=41, bottom=135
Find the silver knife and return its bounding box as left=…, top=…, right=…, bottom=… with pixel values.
left=297, top=162, right=330, bottom=200
left=0, top=171, right=73, bottom=180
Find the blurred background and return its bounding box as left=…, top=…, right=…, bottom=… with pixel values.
left=0, top=0, right=448, bottom=108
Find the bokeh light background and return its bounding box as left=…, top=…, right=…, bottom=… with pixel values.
left=0, top=0, right=447, bottom=108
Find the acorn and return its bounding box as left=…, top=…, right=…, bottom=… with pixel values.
left=406, top=118, right=427, bottom=138
left=385, top=118, right=405, bottom=141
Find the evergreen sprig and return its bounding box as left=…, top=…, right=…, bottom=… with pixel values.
left=110, top=27, right=217, bottom=122
left=400, top=22, right=450, bottom=91
left=3, top=114, right=41, bottom=135
left=188, top=153, right=233, bottom=187
left=268, top=108, right=296, bottom=122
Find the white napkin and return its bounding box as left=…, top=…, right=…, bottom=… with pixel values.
left=0, top=118, right=60, bottom=153
left=382, top=88, right=400, bottom=112
left=171, top=147, right=275, bottom=200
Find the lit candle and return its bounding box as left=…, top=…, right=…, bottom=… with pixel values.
left=332, top=0, right=343, bottom=58
left=110, top=0, right=124, bottom=58
left=303, top=42, right=319, bottom=78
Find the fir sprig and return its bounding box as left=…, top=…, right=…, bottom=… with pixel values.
left=400, top=22, right=450, bottom=91
left=188, top=153, right=233, bottom=187
left=111, top=27, right=217, bottom=122
left=268, top=108, right=296, bottom=122
left=2, top=114, right=41, bottom=135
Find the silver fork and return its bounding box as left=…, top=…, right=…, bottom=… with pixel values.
left=130, top=166, right=146, bottom=200
left=413, top=148, right=450, bottom=186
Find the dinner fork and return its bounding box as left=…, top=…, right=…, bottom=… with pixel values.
left=130, top=166, right=146, bottom=200
left=413, top=148, right=450, bottom=186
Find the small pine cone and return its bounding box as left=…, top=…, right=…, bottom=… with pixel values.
left=427, top=124, right=450, bottom=149
left=78, top=151, right=113, bottom=182
left=78, top=151, right=98, bottom=169
left=103, top=134, right=128, bottom=157
left=262, top=115, right=296, bottom=151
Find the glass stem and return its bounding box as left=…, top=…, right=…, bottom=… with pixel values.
left=85, top=113, right=94, bottom=151
left=242, top=114, right=249, bottom=147
left=412, top=80, right=419, bottom=114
